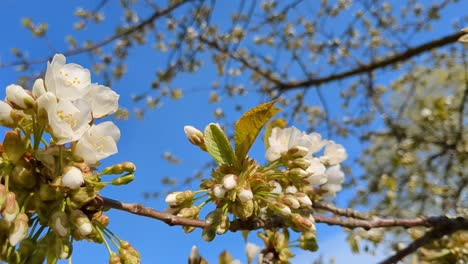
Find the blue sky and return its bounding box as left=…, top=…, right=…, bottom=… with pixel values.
left=0, top=1, right=464, bottom=263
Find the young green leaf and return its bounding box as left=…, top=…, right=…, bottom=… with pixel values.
left=204, top=123, right=236, bottom=165
left=234, top=100, right=280, bottom=163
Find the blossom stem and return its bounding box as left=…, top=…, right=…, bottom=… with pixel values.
left=95, top=225, right=112, bottom=255
left=197, top=199, right=212, bottom=209
left=32, top=225, right=46, bottom=241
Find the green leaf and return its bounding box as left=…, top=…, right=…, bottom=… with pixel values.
left=204, top=123, right=236, bottom=165
left=234, top=100, right=280, bottom=162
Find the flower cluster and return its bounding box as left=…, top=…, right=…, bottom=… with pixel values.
left=165, top=101, right=348, bottom=261
left=0, top=54, right=138, bottom=263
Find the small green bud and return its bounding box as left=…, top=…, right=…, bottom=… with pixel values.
left=38, top=184, right=62, bottom=201
left=101, top=162, right=136, bottom=175
left=202, top=227, right=216, bottom=242
left=165, top=190, right=193, bottom=207
left=299, top=231, right=318, bottom=252
left=50, top=211, right=69, bottom=237
left=11, top=163, right=36, bottom=189
left=70, top=209, right=92, bottom=237
left=54, top=236, right=72, bottom=259
left=177, top=206, right=200, bottom=219
left=109, top=252, right=122, bottom=264
left=288, top=158, right=312, bottom=170
left=290, top=213, right=314, bottom=232
left=111, top=173, right=135, bottom=186
left=215, top=214, right=230, bottom=235
left=3, top=130, right=27, bottom=163
left=288, top=168, right=310, bottom=179
left=270, top=202, right=291, bottom=217
left=119, top=241, right=140, bottom=264
left=286, top=146, right=309, bottom=159
left=184, top=126, right=206, bottom=151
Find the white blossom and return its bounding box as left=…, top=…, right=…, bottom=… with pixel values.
left=165, top=192, right=180, bottom=206
left=74, top=121, right=120, bottom=164
left=295, top=193, right=313, bottom=207
left=62, top=166, right=84, bottom=189
left=305, top=157, right=327, bottom=185
left=37, top=92, right=92, bottom=144
left=83, top=83, right=119, bottom=118
left=420, top=108, right=432, bottom=117
left=266, top=126, right=325, bottom=161
left=45, top=54, right=91, bottom=100
left=6, top=84, right=34, bottom=109
left=322, top=165, right=345, bottom=196
left=270, top=181, right=282, bottom=194
left=320, top=141, right=347, bottom=166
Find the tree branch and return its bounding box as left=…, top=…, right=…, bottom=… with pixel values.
left=378, top=217, right=467, bottom=264
left=274, top=31, right=465, bottom=91
left=0, top=0, right=191, bottom=68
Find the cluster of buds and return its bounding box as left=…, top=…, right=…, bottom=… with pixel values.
left=165, top=100, right=348, bottom=258
left=0, top=54, right=139, bottom=263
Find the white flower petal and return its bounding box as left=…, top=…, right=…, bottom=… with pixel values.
left=62, top=166, right=84, bottom=189
left=84, top=83, right=119, bottom=118
left=74, top=121, right=120, bottom=164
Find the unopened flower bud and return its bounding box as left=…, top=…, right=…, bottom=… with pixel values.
left=109, top=252, right=122, bottom=264
left=271, top=202, right=291, bottom=217
left=295, top=192, right=313, bottom=207
left=212, top=184, right=226, bottom=198
left=289, top=158, right=312, bottom=170
left=165, top=190, right=193, bottom=206
left=184, top=126, right=206, bottom=150
left=177, top=206, right=200, bottom=219
left=111, top=173, right=134, bottom=186
left=6, top=84, right=34, bottom=109
left=0, top=184, right=6, bottom=208
left=119, top=241, right=140, bottom=263
left=269, top=181, right=282, bottom=194
left=18, top=238, right=36, bottom=259
left=299, top=231, right=318, bottom=251
left=55, top=237, right=72, bottom=259
left=280, top=194, right=300, bottom=209
left=202, top=227, right=216, bottom=242
left=11, top=163, right=36, bottom=189
left=291, top=213, right=314, bottom=232
left=9, top=212, right=28, bottom=246
left=189, top=245, right=206, bottom=264
left=238, top=188, right=253, bottom=202
left=216, top=214, right=230, bottom=235
left=32, top=78, right=46, bottom=99
left=61, top=166, right=84, bottom=189
left=70, top=209, right=92, bottom=237
left=93, top=213, right=110, bottom=227
left=3, top=131, right=26, bottom=163
left=101, top=162, right=136, bottom=175
left=50, top=211, right=69, bottom=237
left=2, top=192, right=19, bottom=222
left=222, top=174, right=237, bottom=190
left=287, top=146, right=309, bottom=159
left=0, top=101, right=14, bottom=126
left=288, top=168, right=310, bottom=178
left=285, top=185, right=298, bottom=194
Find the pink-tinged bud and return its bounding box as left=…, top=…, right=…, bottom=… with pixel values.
left=271, top=202, right=291, bottom=217
left=9, top=213, right=28, bottom=246
left=280, top=194, right=300, bottom=209
left=223, top=174, right=237, bottom=190
left=109, top=252, right=122, bottom=264
left=184, top=126, right=206, bottom=149
left=50, top=211, right=69, bottom=237
left=238, top=188, right=254, bottom=202
left=6, top=84, right=34, bottom=109
left=287, top=146, right=309, bottom=158
left=61, top=166, right=84, bottom=189
left=291, top=213, right=314, bottom=232
left=295, top=192, right=313, bottom=207
left=70, top=209, right=92, bottom=236
left=212, top=184, right=226, bottom=198
left=269, top=181, right=282, bottom=194
left=2, top=192, right=19, bottom=222
left=285, top=185, right=298, bottom=194
left=0, top=184, right=6, bottom=208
